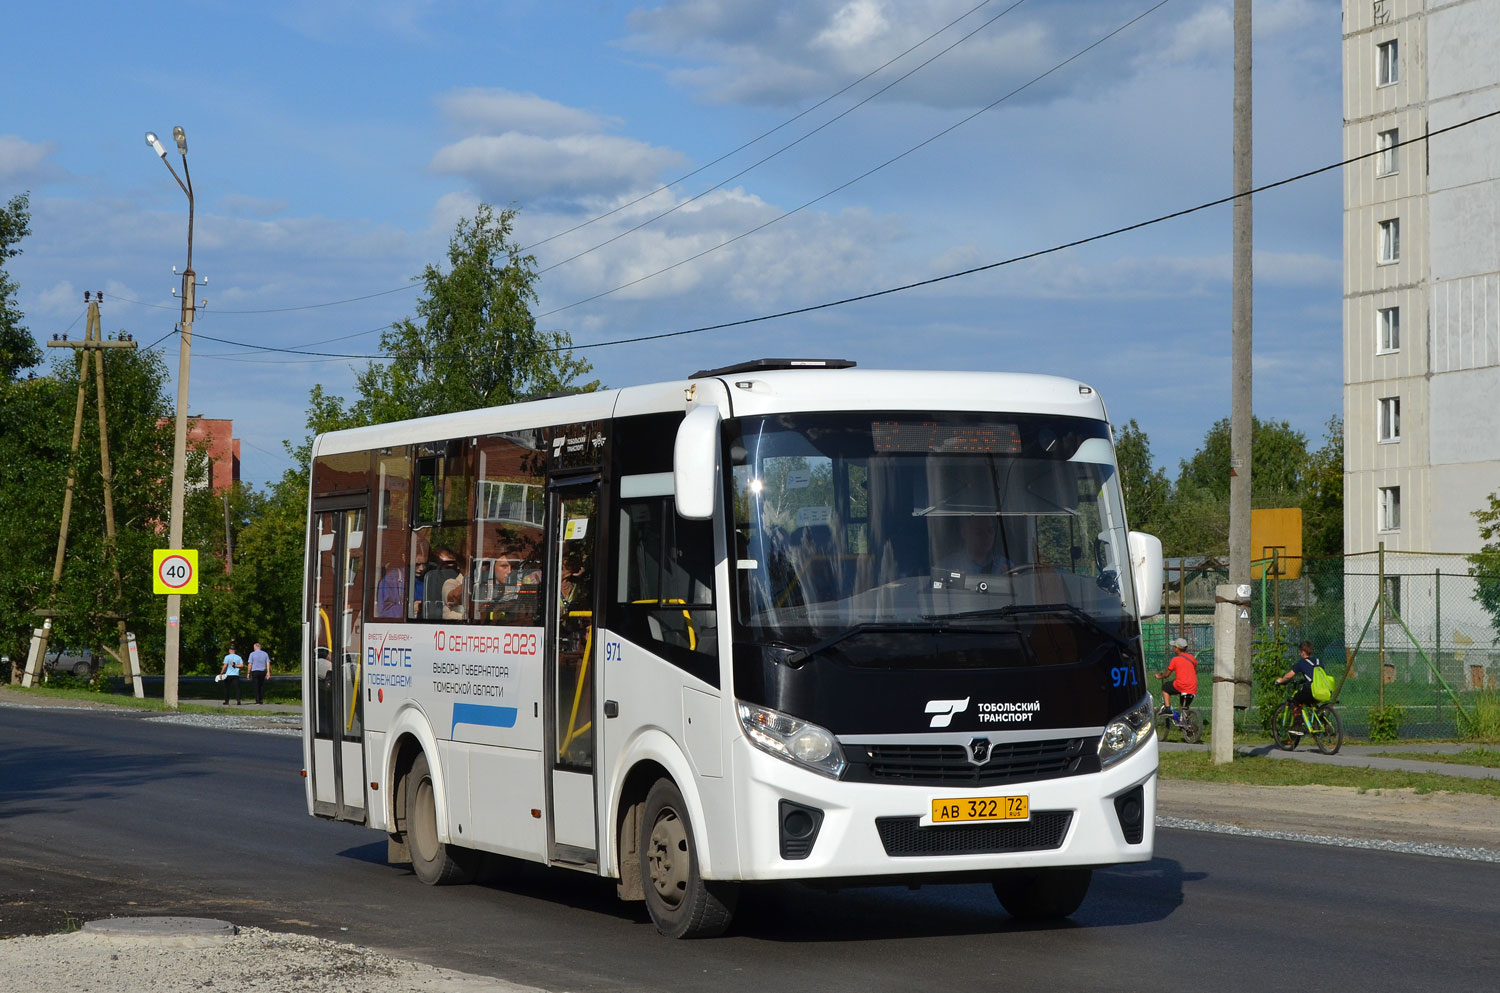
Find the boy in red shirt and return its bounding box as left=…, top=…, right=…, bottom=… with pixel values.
left=1156, top=637, right=1199, bottom=714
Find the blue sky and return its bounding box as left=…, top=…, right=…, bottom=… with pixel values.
left=2, top=0, right=1343, bottom=489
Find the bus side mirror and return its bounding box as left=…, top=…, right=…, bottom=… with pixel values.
left=1128, top=531, right=1163, bottom=619
left=674, top=404, right=721, bottom=520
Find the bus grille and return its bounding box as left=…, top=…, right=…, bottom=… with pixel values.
left=845, top=738, right=1100, bottom=786
left=875, top=812, right=1072, bottom=857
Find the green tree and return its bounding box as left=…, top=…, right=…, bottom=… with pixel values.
left=1300, top=415, right=1344, bottom=559
left=1, top=192, right=41, bottom=381
left=1165, top=416, right=1313, bottom=557
left=1175, top=416, right=1309, bottom=505
left=1471, top=492, right=1500, bottom=645
left=1113, top=419, right=1170, bottom=536
left=0, top=345, right=178, bottom=670
left=327, top=203, right=595, bottom=435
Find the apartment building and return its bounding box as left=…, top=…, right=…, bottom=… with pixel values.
left=1342, top=0, right=1500, bottom=557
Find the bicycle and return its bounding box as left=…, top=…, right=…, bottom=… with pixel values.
left=1155, top=692, right=1203, bottom=744
left=1270, top=691, right=1343, bottom=754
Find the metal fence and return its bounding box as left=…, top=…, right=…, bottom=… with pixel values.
left=1148, top=548, right=1500, bottom=739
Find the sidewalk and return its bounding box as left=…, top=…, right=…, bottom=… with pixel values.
left=1159, top=740, right=1500, bottom=780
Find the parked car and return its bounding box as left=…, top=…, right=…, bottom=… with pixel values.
left=44, top=647, right=100, bottom=678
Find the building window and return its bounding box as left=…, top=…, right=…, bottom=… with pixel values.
left=1377, top=128, right=1399, bottom=176
left=1379, top=218, right=1400, bottom=264
left=1383, top=575, right=1402, bottom=618
left=1377, top=39, right=1398, bottom=86
left=1379, top=485, right=1401, bottom=532
left=1378, top=396, right=1401, bottom=442
left=1378, top=306, right=1400, bottom=353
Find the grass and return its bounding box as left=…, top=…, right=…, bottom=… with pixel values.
left=1157, top=750, right=1500, bottom=798
left=0, top=683, right=287, bottom=715
left=1368, top=747, right=1500, bottom=769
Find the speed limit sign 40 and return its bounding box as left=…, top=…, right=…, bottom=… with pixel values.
left=153, top=549, right=200, bottom=595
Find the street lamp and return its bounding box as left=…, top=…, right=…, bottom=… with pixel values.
left=144, top=126, right=199, bottom=710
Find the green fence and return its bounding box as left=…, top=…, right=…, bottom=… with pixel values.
left=1154, top=549, right=1500, bottom=739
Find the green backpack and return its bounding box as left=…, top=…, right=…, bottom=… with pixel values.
left=1310, top=664, right=1335, bottom=703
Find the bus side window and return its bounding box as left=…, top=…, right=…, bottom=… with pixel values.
left=613, top=497, right=717, bottom=672
left=374, top=448, right=411, bottom=620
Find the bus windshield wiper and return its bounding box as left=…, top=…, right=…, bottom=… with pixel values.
left=781, top=622, right=947, bottom=667
left=935, top=602, right=1134, bottom=652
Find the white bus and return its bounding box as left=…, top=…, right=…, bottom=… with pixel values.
left=302, top=358, right=1164, bottom=937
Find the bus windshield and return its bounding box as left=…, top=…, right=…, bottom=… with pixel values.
left=728, top=412, right=1140, bottom=658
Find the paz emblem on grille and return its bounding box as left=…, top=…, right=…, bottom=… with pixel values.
left=968, top=737, right=991, bottom=764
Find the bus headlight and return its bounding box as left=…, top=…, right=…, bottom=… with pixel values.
left=737, top=701, right=846, bottom=779
left=1098, top=694, right=1155, bottom=767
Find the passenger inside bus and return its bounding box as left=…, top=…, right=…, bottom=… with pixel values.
left=423, top=546, right=461, bottom=620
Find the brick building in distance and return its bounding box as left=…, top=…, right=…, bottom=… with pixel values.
left=167, top=417, right=240, bottom=493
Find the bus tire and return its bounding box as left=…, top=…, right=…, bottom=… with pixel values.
left=640, top=779, right=737, bottom=938
left=405, top=753, right=479, bottom=886
left=992, top=867, right=1092, bottom=920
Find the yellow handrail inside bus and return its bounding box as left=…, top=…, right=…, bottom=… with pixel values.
left=628, top=598, right=698, bottom=651
left=317, top=606, right=332, bottom=653
left=346, top=652, right=362, bottom=733
left=561, top=610, right=593, bottom=760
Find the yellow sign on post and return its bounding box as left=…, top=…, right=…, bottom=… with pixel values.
left=153, top=549, right=199, bottom=595
left=1251, top=508, right=1303, bottom=580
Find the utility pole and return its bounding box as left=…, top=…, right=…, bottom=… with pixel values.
left=1214, top=0, right=1254, bottom=764
left=146, top=126, right=202, bottom=710
left=21, top=292, right=143, bottom=696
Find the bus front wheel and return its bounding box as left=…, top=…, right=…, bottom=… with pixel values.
left=992, top=867, right=1092, bottom=920
left=639, top=779, right=737, bottom=938
left=404, top=753, right=479, bottom=886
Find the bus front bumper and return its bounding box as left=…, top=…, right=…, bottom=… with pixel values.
left=726, top=735, right=1157, bottom=882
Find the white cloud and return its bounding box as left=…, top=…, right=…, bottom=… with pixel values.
left=34, top=281, right=81, bottom=318
left=1155, top=3, right=1231, bottom=64
left=0, top=134, right=63, bottom=184
left=814, top=1, right=891, bottom=51
left=429, top=133, right=686, bottom=203
left=437, top=88, right=620, bottom=138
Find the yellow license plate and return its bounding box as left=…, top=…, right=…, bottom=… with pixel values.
left=931, top=795, right=1029, bottom=824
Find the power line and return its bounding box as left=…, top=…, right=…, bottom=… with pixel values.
left=554, top=107, right=1500, bottom=352
left=100, top=3, right=1007, bottom=320
left=132, top=107, right=1500, bottom=364
left=521, top=0, right=1004, bottom=253
left=113, top=283, right=419, bottom=315
left=536, top=0, right=1173, bottom=319
left=534, top=0, right=1030, bottom=275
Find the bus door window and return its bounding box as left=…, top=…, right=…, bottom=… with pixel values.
left=312, top=512, right=338, bottom=738
left=341, top=508, right=367, bottom=738
left=554, top=489, right=597, bottom=770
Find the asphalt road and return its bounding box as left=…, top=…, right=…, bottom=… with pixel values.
left=2, top=705, right=1496, bottom=992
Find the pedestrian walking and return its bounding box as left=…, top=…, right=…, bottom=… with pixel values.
left=219, top=645, right=244, bottom=705
left=247, top=642, right=271, bottom=704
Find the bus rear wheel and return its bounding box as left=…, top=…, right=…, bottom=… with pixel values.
left=640, top=779, right=737, bottom=938
left=404, top=753, right=479, bottom=886
left=992, top=867, right=1092, bottom=920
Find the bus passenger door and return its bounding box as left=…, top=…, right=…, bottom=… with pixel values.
left=546, top=478, right=599, bottom=862
left=308, top=501, right=369, bottom=823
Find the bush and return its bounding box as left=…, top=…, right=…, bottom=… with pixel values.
left=1367, top=704, right=1406, bottom=742
left=1457, top=691, right=1500, bottom=741
left=1252, top=625, right=1291, bottom=734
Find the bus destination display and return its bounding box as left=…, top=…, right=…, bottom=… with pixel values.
left=872, top=421, right=1022, bottom=454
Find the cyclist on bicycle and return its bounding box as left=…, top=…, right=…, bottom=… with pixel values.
left=1156, top=637, right=1198, bottom=715
left=1274, top=641, right=1325, bottom=708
